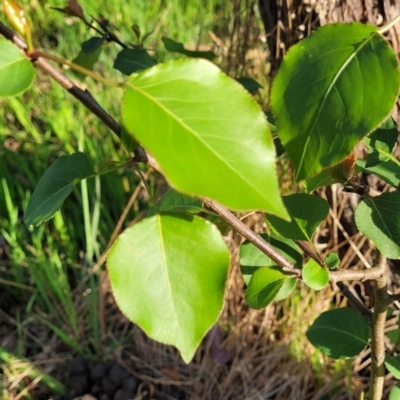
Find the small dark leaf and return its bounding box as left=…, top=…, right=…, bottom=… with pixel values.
left=24, top=152, right=94, bottom=226
left=113, top=48, right=157, bottom=75
left=235, top=77, right=262, bottom=94
left=162, top=37, right=216, bottom=60
left=131, top=24, right=141, bottom=40
left=81, top=37, right=105, bottom=54
left=72, top=45, right=102, bottom=79
left=325, top=253, right=340, bottom=269
left=306, top=308, right=369, bottom=359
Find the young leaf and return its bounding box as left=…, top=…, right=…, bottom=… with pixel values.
left=325, top=253, right=340, bottom=269
left=355, top=192, right=400, bottom=259
left=364, top=117, right=400, bottom=168
left=155, top=189, right=203, bottom=214
left=386, top=355, right=400, bottom=379
left=162, top=37, right=216, bottom=60
left=122, top=59, right=288, bottom=217
left=306, top=308, right=369, bottom=359
left=389, top=383, right=400, bottom=400
left=113, top=48, right=157, bottom=75
left=107, top=214, right=230, bottom=363
left=72, top=44, right=102, bottom=78
left=266, top=193, right=329, bottom=241
left=240, top=233, right=302, bottom=285
left=302, top=259, right=329, bottom=290
left=245, top=267, right=286, bottom=309
left=0, top=39, right=36, bottom=98
left=274, top=276, right=297, bottom=302
left=81, top=37, right=105, bottom=53
left=24, top=152, right=94, bottom=226
left=271, top=23, right=400, bottom=181
left=235, top=77, right=263, bottom=94
left=356, top=159, right=400, bottom=188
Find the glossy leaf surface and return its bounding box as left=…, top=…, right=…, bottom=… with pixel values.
left=267, top=193, right=329, bottom=241
left=0, top=39, right=35, bottom=98
left=355, top=192, right=400, bottom=259
left=24, top=152, right=94, bottom=226
left=107, top=214, right=230, bottom=363
left=122, top=59, right=288, bottom=216
left=114, top=48, right=157, bottom=75
left=306, top=308, right=369, bottom=359
left=302, top=259, right=329, bottom=290
left=271, top=23, right=399, bottom=181
left=245, top=267, right=286, bottom=309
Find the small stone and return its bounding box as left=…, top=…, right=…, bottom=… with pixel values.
left=70, top=356, right=88, bottom=375
left=69, top=374, right=90, bottom=395
left=109, top=364, right=130, bottom=385
left=113, top=388, right=135, bottom=400
left=122, top=376, right=138, bottom=392
left=101, top=376, right=119, bottom=395
left=91, top=362, right=110, bottom=381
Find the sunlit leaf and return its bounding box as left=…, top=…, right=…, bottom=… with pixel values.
left=355, top=192, right=400, bottom=259
left=0, top=39, right=35, bottom=98
left=24, top=152, right=94, bottom=226
left=107, top=214, right=230, bottom=363
left=266, top=193, right=329, bottom=241
left=302, top=259, right=329, bottom=290
left=306, top=308, right=369, bottom=359
left=122, top=59, right=288, bottom=217
left=271, top=23, right=400, bottom=181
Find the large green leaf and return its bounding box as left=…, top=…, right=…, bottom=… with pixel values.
left=155, top=189, right=203, bottom=214
left=107, top=214, right=230, bottom=363
left=122, top=59, right=288, bottom=217
left=356, top=159, right=400, bottom=188
left=266, top=193, right=329, bottom=241
left=24, top=152, right=94, bottom=226
left=271, top=23, right=399, bottom=181
left=0, top=39, right=36, bottom=98
left=306, top=308, right=369, bottom=359
left=355, top=192, right=400, bottom=259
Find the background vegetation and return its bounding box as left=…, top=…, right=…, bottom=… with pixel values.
left=1, top=0, right=396, bottom=399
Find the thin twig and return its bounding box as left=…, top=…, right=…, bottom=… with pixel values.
left=369, top=252, right=388, bottom=400
left=329, top=266, right=383, bottom=283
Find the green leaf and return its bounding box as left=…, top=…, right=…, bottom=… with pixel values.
left=302, top=259, right=329, bottom=290
left=240, top=233, right=302, bottom=285
left=236, top=77, right=263, bottom=94
left=107, top=214, right=230, bottom=363
left=389, top=382, right=400, bottom=400
left=306, top=308, right=369, bottom=359
left=162, top=37, right=216, bottom=60
left=122, top=59, right=288, bottom=217
left=356, top=159, right=400, bottom=188
left=72, top=45, right=102, bottom=78
left=365, top=117, right=400, bottom=168
left=267, top=193, right=329, bottom=241
left=0, top=39, right=36, bottom=98
left=24, top=152, right=94, bottom=226
left=155, top=189, right=203, bottom=214
left=271, top=23, right=400, bottom=181
left=113, top=48, right=157, bottom=75
left=274, top=276, right=298, bottom=302
left=386, top=355, right=400, bottom=379
left=245, top=267, right=286, bottom=309
left=81, top=36, right=105, bottom=53
left=355, top=192, right=400, bottom=259
left=304, top=168, right=336, bottom=192
left=325, top=253, right=340, bottom=269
